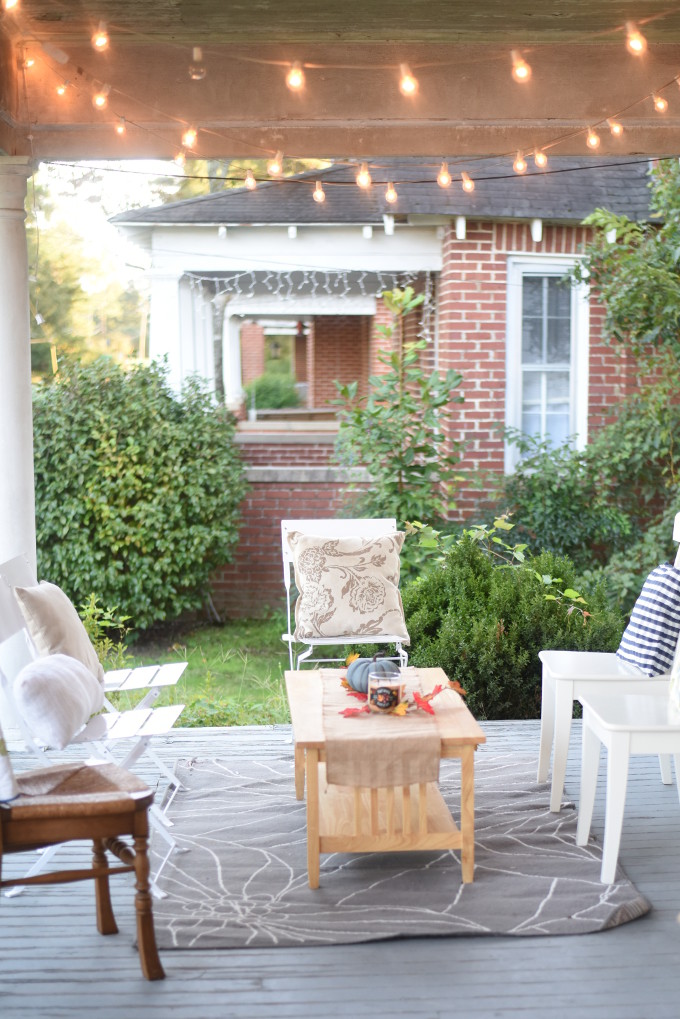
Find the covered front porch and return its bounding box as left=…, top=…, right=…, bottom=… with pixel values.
left=2, top=719, right=679, bottom=1017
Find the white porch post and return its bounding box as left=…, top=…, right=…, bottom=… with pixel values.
left=0, top=158, right=36, bottom=571
left=148, top=270, right=183, bottom=390
left=224, top=314, right=244, bottom=411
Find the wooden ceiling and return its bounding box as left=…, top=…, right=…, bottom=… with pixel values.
left=2, top=1, right=680, bottom=159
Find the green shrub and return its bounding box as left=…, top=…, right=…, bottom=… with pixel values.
left=244, top=372, right=301, bottom=410
left=32, top=357, right=247, bottom=632
left=402, top=530, right=625, bottom=720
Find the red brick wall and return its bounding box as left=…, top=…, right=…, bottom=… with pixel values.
left=309, top=315, right=369, bottom=406
left=240, top=322, right=266, bottom=386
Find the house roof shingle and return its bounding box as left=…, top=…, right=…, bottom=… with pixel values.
left=111, top=157, right=655, bottom=227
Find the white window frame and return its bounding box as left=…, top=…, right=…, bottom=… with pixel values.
left=505, top=254, right=589, bottom=473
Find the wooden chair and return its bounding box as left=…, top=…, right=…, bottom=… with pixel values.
left=538, top=511, right=680, bottom=811
left=0, top=739, right=165, bottom=980
left=281, top=518, right=409, bottom=669
left=0, top=558, right=185, bottom=892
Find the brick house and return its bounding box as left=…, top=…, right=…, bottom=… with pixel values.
left=113, top=157, right=653, bottom=617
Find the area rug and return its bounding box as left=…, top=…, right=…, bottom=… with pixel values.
left=150, top=751, right=650, bottom=949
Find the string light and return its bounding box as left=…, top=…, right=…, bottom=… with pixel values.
left=625, top=22, right=647, bottom=56
left=653, top=93, right=668, bottom=112
left=1, top=0, right=20, bottom=9
left=244, top=169, right=257, bottom=190
left=267, top=151, right=284, bottom=176
left=19, top=50, right=35, bottom=69
left=511, top=51, right=531, bottom=83
left=437, top=161, right=452, bottom=188
left=313, top=181, right=325, bottom=203
left=92, top=84, right=110, bottom=110
left=586, top=127, right=600, bottom=149
left=461, top=171, right=475, bottom=193
left=286, top=61, right=305, bottom=91
left=356, top=162, right=371, bottom=188
left=55, top=81, right=68, bottom=96
left=385, top=182, right=398, bottom=203
left=399, top=64, right=418, bottom=96
left=513, top=152, right=527, bottom=174
left=188, top=47, right=206, bottom=80
left=116, top=117, right=126, bottom=136
left=534, top=150, right=548, bottom=168
left=608, top=118, right=624, bottom=136
left=181, top=126, right=198, bottom=148
left=174, top=150, right=186, bottom=167
left=91, top=22, right=109, bottom=52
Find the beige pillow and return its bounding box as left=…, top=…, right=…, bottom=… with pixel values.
left=13, top=653, right=105, bottom=750
left=288, top=531, right=410, bottom=642
left=13, top=582, right=105, bottom=685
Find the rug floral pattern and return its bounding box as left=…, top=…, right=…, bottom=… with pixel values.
left=151, top=752, right=649, bottom=949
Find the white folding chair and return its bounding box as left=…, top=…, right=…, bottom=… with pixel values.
left=0, top=558, right=187, bottom=894
left=538, top=511, right=680, bottom=812
left=281, top=518, right=409, bottom=670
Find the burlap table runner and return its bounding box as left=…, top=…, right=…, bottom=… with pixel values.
left=323, top=668, right=441, bottom=788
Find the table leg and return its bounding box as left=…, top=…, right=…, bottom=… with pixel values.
left=537, top=667, right=554, bottom=783
left=459, top=745, right=475, bottom=883
left=305, top=747, right=320, bottom=889
left=294, top=744, right=305, bottom=800
left=600, top=732, right=631, bottom=884
left=576, top=714, right=600, bottom=846
left=550, top=679, right=575, bottom=812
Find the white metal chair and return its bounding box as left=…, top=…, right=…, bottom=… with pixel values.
left=281, top=518, right=409, bottom=670
left=538, top=511, right=680, bottom=812
left=0, top=557, right=187, bottom=893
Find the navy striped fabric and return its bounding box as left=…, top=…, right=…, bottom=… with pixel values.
left=617, top=562, right=680, bottom=676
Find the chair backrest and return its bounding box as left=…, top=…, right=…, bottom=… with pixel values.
left=281, top=518, right=398, bottom=593
left=0, top=561, right=41, bottom=747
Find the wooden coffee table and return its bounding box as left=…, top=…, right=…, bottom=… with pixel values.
left=285, top=667, right=486, bottom=888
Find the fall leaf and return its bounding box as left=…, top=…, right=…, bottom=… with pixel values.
left=345, top=652, right=361, bottom=666
left=392, top=701, right=409, bottom=716
left=448, top=679, right=467, bottom=697
left=413, top=691, right=436, bottom=715
left=339, top=705, right=370, bottom=717
left=347, top=690, right=368, bottom=702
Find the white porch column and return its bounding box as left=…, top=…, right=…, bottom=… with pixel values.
left=148, top=270, right=183, bottom=390
left=224, top=314, right=244, bottom=411
left=0, top=158, right=36, bottom=571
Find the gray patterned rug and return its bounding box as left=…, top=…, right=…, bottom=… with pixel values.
left=151, top=751, right=650, bottom=949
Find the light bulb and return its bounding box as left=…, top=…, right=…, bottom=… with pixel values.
left=267, top=151, right=283, bottom=176
left=608, top=118, right=623, bottom=136
left=399, top=63, right=418, bottom=96
left=244, top=169, right=257, bottom=190
left=22, top=54, right=35, bottom=68
left=586, top=127, right=600, bottom=149
left=189, top=47, right=206, bottom=80
left=2, top=0, right=19, bottom=10
left=385, top=182, right=398, bottom=204
left=437, top=161, right=452, bottom=188
left=461, top=171, right=475, bottom=193
left=286, top=61, right=305, bottom=91
left=182, top=126, right=198, bottom=149
left=534, top=150, right=548, bottom=168
left=56, top=81, right=67, bottom=96
left=92, top=84, right=110, bottom=110
left=116, top=117, right=126, bottom=136
left=313, top=181, right=325, bottom=203
left=626, top=22, right=647, bottom=56
left=511, top=50, right=531, bottom=83
left=356, top=162, right=371, bottom=188
left=92, top=21, right=109, bottom=51
left=174, top=150, right=186, bottom=167
left=653, top=93, right=668, bottom=112
left=513, top=152, right=527, bottom=175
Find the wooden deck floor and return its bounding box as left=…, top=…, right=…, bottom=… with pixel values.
left=2, top=719, right=680, bottom=1019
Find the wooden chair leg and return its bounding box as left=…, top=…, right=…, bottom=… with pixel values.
left=133, top=833, right=165, bottom=981
left=92, top=838, right=118, bottom=936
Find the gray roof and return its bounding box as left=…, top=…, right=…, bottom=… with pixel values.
left=111, top=157, right=656, bottom=227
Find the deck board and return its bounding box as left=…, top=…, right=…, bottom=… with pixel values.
left=2, top=720, right=680, bottom=1018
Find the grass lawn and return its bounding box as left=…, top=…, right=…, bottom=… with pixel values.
left=116, top=615, right=293, bottom=726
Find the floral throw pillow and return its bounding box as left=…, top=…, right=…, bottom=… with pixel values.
left=288, top=531, right=410, bottom=641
